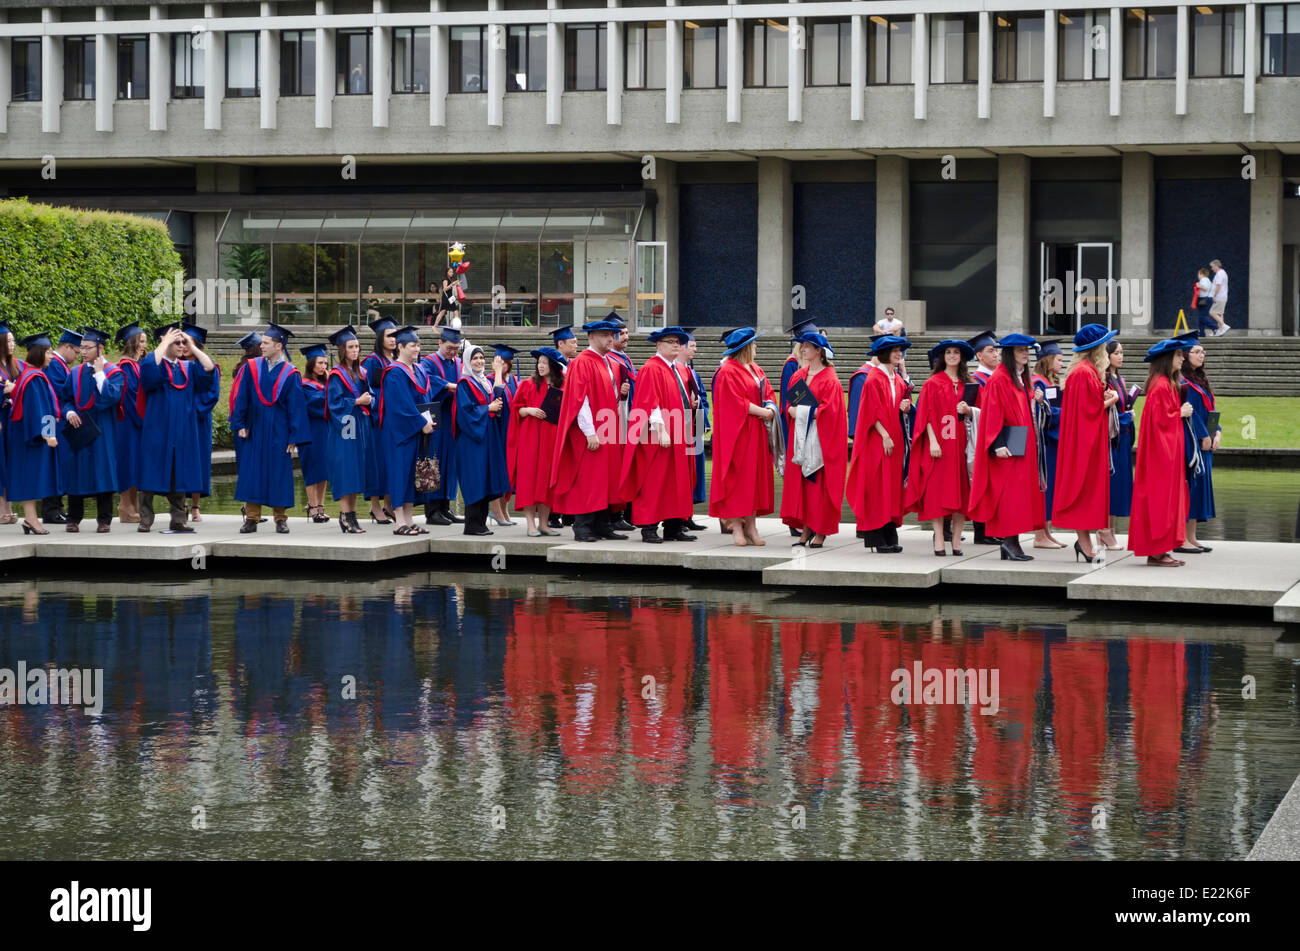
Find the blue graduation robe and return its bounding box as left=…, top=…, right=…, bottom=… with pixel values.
left=454, top=375, right=512, bottom=505
left=229, top=361, right=251, bottom=468
left=847, top=363, right=874, bottom=435
left=361, top=353, right=392, bottom=495
left=114, top=358, right=145, bottom=491
left=1107, top=374, right=1135, bottom=517
left=1185, top=380, right=1217, bottom=522
left=0, top=358, right=23, bottom=497
left=298, top=378, right=330, bottom=486
left=1032, top=375, right=1062, bottom=520
left=326, top=367, right=373, bottom=499
left=778, top=354, right=799, bottom=443
left=4, top=368, right=61, bottom=502
left=58, top=362, right=124, bottom=496
left=419, top=352, right=461, bottom=503
left=231, top=357, right=312, bottom=509
left=194, top=364, right=220, bottom=497
left=138, top=356, right=216, bottom=494
left=44, top=352, right=73, bottom=493
left=685, top=362, right=708, bottom=504
left=377, top=361, right=431, bottom=506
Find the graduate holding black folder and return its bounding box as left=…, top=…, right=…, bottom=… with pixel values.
left=506, top=347, right=566, bottom=536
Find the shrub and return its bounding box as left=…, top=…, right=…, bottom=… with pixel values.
left=0, top=198, right=181, bottom=342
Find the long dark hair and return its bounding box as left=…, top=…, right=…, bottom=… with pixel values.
left=0, top=333, right=20, bottom=379
left=235, top=342, right=260, bottom=374
left=336, top=343, right=362, bottom=380
left=1182, top=347, right=1213, bottom=396
left=304, top=354, right=329, bottom=383
left=373, top=328, right=395, bottom=358
left=26, top=345, right=49, bottom=369
left=1144, top=351, right=1179, bottom=395
left=1104, top=339, right=1122, bottom=385
left=534, top=356, right=563, bottom=387
left=930, top=348, right=971, bottom=383
left=1000, top=346, right=1033, bottom=400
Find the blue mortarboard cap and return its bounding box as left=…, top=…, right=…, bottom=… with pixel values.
left=79, top=327, right=110, bottom=347
left=1144, top=337, right=1196, bottom=362
left=156, top=322, right=181, bottom=341
left=1071, top=323, right=1118, bottom=352
left=301, top=343, right=328, bottom=361
left=440, top=326, right=463, bottom=344
left=1036, top=339, right=1064, bottom=357
left=0, top=323, right=9, bottom=337
left=680, top=326, right=697, bottom=342
left=581, top=320, right=620, bottom=334
left=57, top=326, right=83, bottom=346
left=648, top=325, right=690, bottom=344
left=19, top=332, right=52, bottom=349
left=491, top=343, right=519, bottom=361
left=114, top=322, right=145, bottom=346
left=394, top=326, right=421, bottom=345
left=789, top=318, right=821, bottom=339
left=927, top=338, right=976, bottom=365
left=327, top=326, right=358, bottom=348
left=179, top=323, right=207, bottom=345
left=604, top=311, right=626, bottom=328
left=550, top=325, right=576, bottom=343
left=997, top=333, right=1038, bottom=348
left=1173, top=330, right=1200, bottom=344
left=796, top=331, right=836, bottom=359
left=368, top=317, right=397, bottom=335
left=263, top=323, right=294, bottom=345
left=236, top=331, right=263, bottom=351
left=530, top=346, right=568, bottom=368
left=721, top=327, right=761, bottom=357
left=968, top=329, right=999, bottom=351
left=868, top=334, right=909, bottom=356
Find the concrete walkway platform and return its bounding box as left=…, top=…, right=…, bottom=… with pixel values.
left=763, top=525, right=988, bottom=588
left=1274, top=582, right=1300, bottom=624
left=942, top=535, right=1135, bottom=587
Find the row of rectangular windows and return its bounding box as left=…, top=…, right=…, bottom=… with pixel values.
left=9, top=5, right=1300, bottom=101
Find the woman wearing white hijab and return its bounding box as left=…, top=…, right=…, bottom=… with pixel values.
left=454, top=345, right=512, bottom=535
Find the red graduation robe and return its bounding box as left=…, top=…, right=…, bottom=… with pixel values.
left=779, top=365, right=847, bottom=537
left=903, top=372, right=970, bottom=521
left=549, top=347, right=622, bottom=514
left=708, top=358, right=777, bottom=519
left=968, top=363, right=1046, bottom=537
left=506, top=376, right=557, bottom=509
left=846, top=364, right=907, bottom=532
left=618, top=354, right=696, bottom=525
left=1127, top=374, right=1188, bottom=556
left=1052, top=360, right=1111, bottom=530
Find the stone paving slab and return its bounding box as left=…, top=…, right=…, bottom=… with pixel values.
left=1274, top=581, right=1300, bottom=624
left=762, top=526, right=988, bottom=589
left=207, top=514, right=431, bottom=562
left=1066, top=540, right=1300, bottom=608
left=941, top=535, right=1135, bottom=587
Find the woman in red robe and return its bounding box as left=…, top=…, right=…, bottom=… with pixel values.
left=968, top=333, right=1045, bottom=561
left=1128, top=338, right=1194, bottom=566
left=847, top=334, right=913, bottom=552
left=709, top=327, right=779, bottom=547
left=507, top=347, right=566, bottom=536
left=904, top=338, right=975, bottom=555
left=780, top=331, right=847, bottom=547
left=1053, top=323, right=1120, bottom=562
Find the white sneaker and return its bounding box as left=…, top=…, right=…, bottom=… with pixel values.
left=1217, top=324, right=1232, bottom=336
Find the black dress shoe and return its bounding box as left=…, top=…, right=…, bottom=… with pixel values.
left=1000, top=539, right=1033, bottom=561
left=448, top=512, right=466, bottom=524
left=1173, top=546, right=1204, bottom=554
left=1197, top=545, right=1213, bottom=553
left=597, top=531, right=629, bottom=541
left=465, top=527, right=493, bottom=536
left=275, top=520, right=290, bottom=534
left=789, top=526, right=801, bottom=537
left=664, top=530, right=697, bottom=542
left=239, top=519, right=258, bottom=533
left=426, top=511, right=453, bottom=526
left=641, top=528, right=663, bottom=544
left=548, top=516, right=563, bottom=529
left=685, top=518, right=706, bottom=532
left=66, top=523, right=80, bottom=533
left=574, top=533, right=599, bottom=543
left=46, top=512, right=67, bottom=525
left=165, top=524, right=195, bottom=534
left=612, top=518, right=635, bottom=532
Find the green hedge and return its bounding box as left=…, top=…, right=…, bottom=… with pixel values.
left=0, top=198, right=181, bottom=343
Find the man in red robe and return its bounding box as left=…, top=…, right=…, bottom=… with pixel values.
left=549, top=318, right=626, bottom=542
left=619, top=327, right=697, bottom=543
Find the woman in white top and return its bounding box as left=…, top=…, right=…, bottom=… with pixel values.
left=874, top=307, right=904, bottom=336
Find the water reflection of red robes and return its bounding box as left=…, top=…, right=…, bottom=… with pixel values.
left=780, top=621, right=845, bottom=788
left=1128, top=640, right=1186, bottom=815
left=710, top=608, right=774, bottom=781
left=623, top=601, right=694, bottom=785
left=1127, top=375, right=1189, bottom=556
left=1050, top=640, right=1108, bottom=829
left=843, top=623, right=903, bottom=790
left=969, top=629, right=1043, bottom=814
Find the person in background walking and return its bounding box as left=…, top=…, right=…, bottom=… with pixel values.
left=1192, top=267, right=1216, bottom=337
left=1178, top=338, right=1219, bottom=553
left=1208, top=259, right=1231, bottom=336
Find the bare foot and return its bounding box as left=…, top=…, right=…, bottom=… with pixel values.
left=732, top=531, right=750, bottom=547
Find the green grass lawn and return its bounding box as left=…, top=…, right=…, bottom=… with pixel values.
left=1131, top=397, right=1300, bottom=449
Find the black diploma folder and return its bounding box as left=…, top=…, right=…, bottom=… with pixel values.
left=961, top=383, right=981, bottom=407
left=63, top=413, right=102, bottom=452
left=1206, top=410, right=1220, bottom=434
left=540, top=386, right=564, bottom=425
left=784, top=379, right=818, bottom=409
left=415, top=403, right=440, bottom=430
left=990, top=425, right=1029, bottom=457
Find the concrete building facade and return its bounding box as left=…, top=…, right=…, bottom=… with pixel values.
left=1, top=0, right=1299, bottom=335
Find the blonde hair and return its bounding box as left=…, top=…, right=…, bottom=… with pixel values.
left=1066, top=344, right=1108, bottom=380
left=733, top=341, right=757, bottom=365
left=1033, top=354, right=1060, bottom=386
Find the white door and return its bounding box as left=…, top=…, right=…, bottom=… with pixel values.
left=1075, top=242, right=1114, bottom=331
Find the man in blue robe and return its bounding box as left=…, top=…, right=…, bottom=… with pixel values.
left=420, top=326, right=463, bottom=525
left=231, top=323, right=312, bottom=534
left=138, top=324, right=217, bottom=533
left=58, top=327, right=125, bottom=532
left=181, top=324, right=220, bottom=520
left=40, top=327, right=82, bottom=524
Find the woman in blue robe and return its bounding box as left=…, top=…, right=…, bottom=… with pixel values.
left=1180, top=340, right=1219, bottom=553
left=455, top=345, right=511, bottom=537
left=297, top=344, right=331, bottom=523
left=0, top=324, right=25, bottom=523
left=376, top=325, right=433, bottom=534
left=325, top=327, right=373, bottom=533
left=112, top=323, right=149, bottom=523
left=362, top=318, right=398, bottom=523
left=3, top=335, right=62, bottom=534
left=1101, top=339, right=1134, bottom=550
left=230, top=324, right=312, bottom=534
left=58, top=328, right=125, bottom=532
left=487, top=344, right=520, bottom=527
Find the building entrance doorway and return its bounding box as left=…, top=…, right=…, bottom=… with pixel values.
left=1039, top=241, right=1114, bottom=336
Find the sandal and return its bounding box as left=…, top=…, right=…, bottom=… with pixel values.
left=393, top=525, right=414, bottom=535
left=411, top=526, right=429, bottom=535
left=0, top=514, right=17, bottom=525
left=190, top=507, right=202, bottom=523
left=1146, top=555, right=1184, bottom=567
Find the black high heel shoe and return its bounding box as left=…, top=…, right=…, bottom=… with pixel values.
left=371, top=511, right=393, bottom=525
left=339, top=513, right=363, bottom=534
left=1000, top=538, right=1033, bottom=561
left=345, top=511, right=366, bottom=534
left=21, top=520, right=49, bottom=536
left=1074, top=541, right=1100, bottom=564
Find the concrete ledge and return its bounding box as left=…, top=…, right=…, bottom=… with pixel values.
left=1274, top=582, right=1300, bottom=624
left=0, top=539, right=37, bottom=562
left=1249, top=771, right=1300, bottom=860
left=206, top=515, right=431, bottom=562
left=763, top=527, right=986, bottom=589
left=943, top=536, right=1135, bottom=587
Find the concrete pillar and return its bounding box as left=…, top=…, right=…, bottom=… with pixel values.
left=1244, top=3, right=1256, bottom=114
left=260, top=2, right=278, bottom=129
left=42, top=9, right=62, bottom=134
left=315, top=0, right=333, bottom=128
left=149, top=6, right=168, bottom=131
left=204, top=4, right=223, bottom=131
left=0, top=12, right=11, bottom=135
left=787, top=10, right=803, bottom=123
left=756, top=158, right=793, bottom=333
left=726, top=2, right=740, bottom=123
left=95, top=8, right=113, bottom=133
left=486, top=19, right=504, bottom=126
left=666, top=0, right=681, bottom=124
left=607, top=1, right=623, bottom=126
left=977, top=11, right=991, bottom=119
left=1119, top=151, right=1154, bottom=334
left=649, top=158, right=679, bottom=325
left=545, top=0, right=560, bottom=125
left=874, top=155, right=910, bottom=313
left=849, top=15, right=864, bottom=121
left=1175, top=5, right=1188, bottom=115
left=373, top=0, right=391, bottom=127
left=432, top=0, right=448, bottom=126
left=1043, top=9, right=1057, bottom=118
left=913, top=14, right=928, bottom=119
left=995, top=154, right=1031, bottom=334
left=1109, top=7, right=1121, bottom=116
left=1249, top=149, right=1284, bottom=335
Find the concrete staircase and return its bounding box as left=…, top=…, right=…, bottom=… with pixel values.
left=204, top=327, right=1300, bottom=396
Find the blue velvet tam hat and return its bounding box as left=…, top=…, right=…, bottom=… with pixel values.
left=581, top=319, right=621, bottom=333
left=927, top=338, right=975, bottom=364
left=797, top=331, right=836, bottom=360
left=549, top=325, right=575, bottom=344
left=996, top=333, right=1037, bottom=348
left=394, top=326, right=421, bottom=345
left=326, top=326, right=357, bottom=347
left=868, top=334, right=909, bottom=356
left=1144, top=337, right=1196, bottom=362
left=301, top=343, right=328, bottom=361
left=262, top=322, right=294, bottom=345
left=530, top=346, right=567, bottom=367
left=648, top=326, right=690, bottom=344
left=1071, top=323, right=1118, bottom=352
left=721, top=327, right=762, bottom=357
